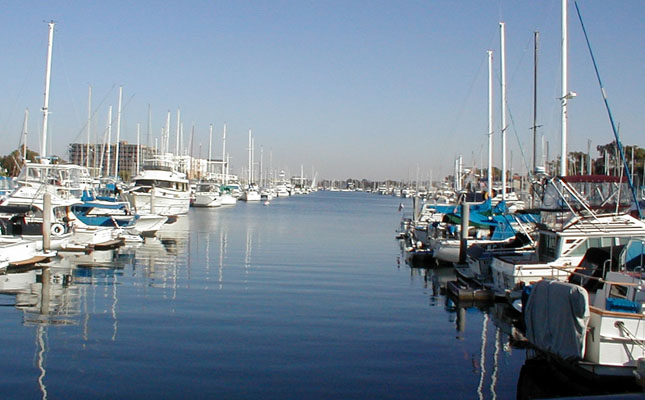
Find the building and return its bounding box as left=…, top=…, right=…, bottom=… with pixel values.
left=68, top=142, right=157, bottom=178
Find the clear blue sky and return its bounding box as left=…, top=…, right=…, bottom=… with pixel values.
left=1, top=0, right=643, bottom=181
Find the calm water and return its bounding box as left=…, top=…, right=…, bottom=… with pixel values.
left=0, top=191, right=531, bottom=399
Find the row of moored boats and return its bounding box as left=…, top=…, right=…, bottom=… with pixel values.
left=397, top=174, right=645, bottom=389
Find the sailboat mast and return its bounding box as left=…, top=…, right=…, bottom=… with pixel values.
left=225, top=153, right=230, bottom=185
left=532, top=32, right=539, bottom=174
left=208, top=124, right=213, bottom=162
left=106, top=106, right=113, bottom=176
left=560, top=0, right=569, bottom=176
left=251, top=137, right=256, bottom=185
left=40, top=21, right=55, bottom=161
left=22, top=109, right=29, bottom=162
left=147, top=104, right=152, bottom=148
left=136, top=123, right=141, bottom=175
left=222, top=123, right=227, bottom=181
left=114, top=86, right=123, bottom=177
left=499, top=22, right=507, bottom=200
left=260, top=146, right=264, bottom=187
left=247, top=129, right=252, bottom=185
left=190, top=123, right=195, bottom=178
left=86, top=85, right=92, bottom=169
left=164, top=111, right=171, bottom=155
left=176, top=109, right=181, bottom=156
left=487, top=50, right=494, bottom=199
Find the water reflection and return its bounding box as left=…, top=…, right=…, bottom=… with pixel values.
left=0, top=263, right=78, bottom=400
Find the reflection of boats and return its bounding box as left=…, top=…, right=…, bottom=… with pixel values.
left=2, top=266, right=81, bottom=326
left=516, top=357, right=639, bottom=399
left=0, top=269, right=38, bottom=294
left=0, top=236, right=55, bottom=271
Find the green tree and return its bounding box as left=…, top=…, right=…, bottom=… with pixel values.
left=0, top=148, right=39, bottom=176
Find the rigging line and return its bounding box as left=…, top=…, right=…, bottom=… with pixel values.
left=447, top=56, right=486, bottom=138
left=57, top=37, right=84, bottom=133
left=447, top=28, right=496, bottom=140
left=505, top=102, right=532, bottom=176
left=71, top=91, right=136, bottom=145
left=70, top=84, right=117, bottom=143
left=574, top=1, right=642, bottom=219
left=0, top=30, right=42, bottom=136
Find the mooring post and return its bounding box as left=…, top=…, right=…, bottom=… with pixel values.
left=412, top=195, right=418, bottom=221
left=150, top=185, right=156, bottom=214
left=459, top=202, right=470, bottom=264
left=42, top=192, right=52, bottom=251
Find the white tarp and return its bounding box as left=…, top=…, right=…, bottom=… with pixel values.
left=524, top=279, right=590, bottom=360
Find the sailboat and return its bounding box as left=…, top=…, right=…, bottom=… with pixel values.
left=241, top=129, right=261, bottom=202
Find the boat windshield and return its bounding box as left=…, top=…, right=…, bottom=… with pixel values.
left=134, top=179, right=188, bottom=191
left=537, top=232, right=559, bottom=263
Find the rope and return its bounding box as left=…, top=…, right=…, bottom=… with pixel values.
left=614, top=321, right=645, bottom=351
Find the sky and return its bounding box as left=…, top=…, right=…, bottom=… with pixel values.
left=0, top=0, right=643, bottom=181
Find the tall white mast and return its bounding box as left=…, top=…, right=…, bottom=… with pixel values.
left=22, top=109, right=29, bottom=162
left=40, top=21, right=55, bottom=160
left=86, top=85, right=92, bottom=168
left=164, top=111, right=171, bottom=155
left=208, top=123, right=213, bottom=162
left=222, top=124, right=227, bottom=184
left=114, top=86, right=123, bottom=177
left=225, top=153, right=230, bottom=185
left=106, top=106, right=113, bottom=176
left=251, top=137, right=256, bottom=185
left=260, top=146, right=264, bottom=187
left=136, top=123, right=141, bottom=175
left=247, top=129, right=252, bottom=186
left=180, top=123, right=184, bottom=156
left=176, top=108, right=181, bottom=156
left=499, top=22, right=507, bottom=200
left=147, top=104, right=152, bottom=148
left=487, top=50, right=494, bottom=199
left=560, top=0, right=569, bottom=176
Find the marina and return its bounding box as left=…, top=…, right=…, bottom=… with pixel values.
left=1, top=1, right=645, bottom=398
left=0, top=191, right=641, bottom=399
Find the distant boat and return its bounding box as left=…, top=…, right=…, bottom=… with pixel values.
left=193, top=182, right=222, bottom=207
left=241, top=185, right=261, bottom=202
left=128, top=155, right=191, bottom=216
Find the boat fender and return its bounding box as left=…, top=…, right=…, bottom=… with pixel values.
left=51, top=223, right=65, bottom=236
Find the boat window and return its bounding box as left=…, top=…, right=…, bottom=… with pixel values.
left=609, top=284, right=628, bottom=299
left=601, top=237, right=614, bottom=247
left=566, top=239, right=588, bottom=257
left=54, top=207, right=68, bottom=220
left=587, top=237, right=602, bottom=249
left=537, top=233, right=559, bottom=262
left=135, top=180, right=154, bottom=187
left=28, top=168, right=41, bottom=180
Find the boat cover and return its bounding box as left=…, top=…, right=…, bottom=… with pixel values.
left=524, top=279, right=589, bottom=361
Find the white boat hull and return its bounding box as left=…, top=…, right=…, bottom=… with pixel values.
left=127, top=214, right=168, bottom=236
left=241, top=191, right=261, bottom=202
left=193, top=193, right=222, bottom=207
left=219, top=194, right=237, bottom=205
left=131, top=187, right=190, bottom=216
